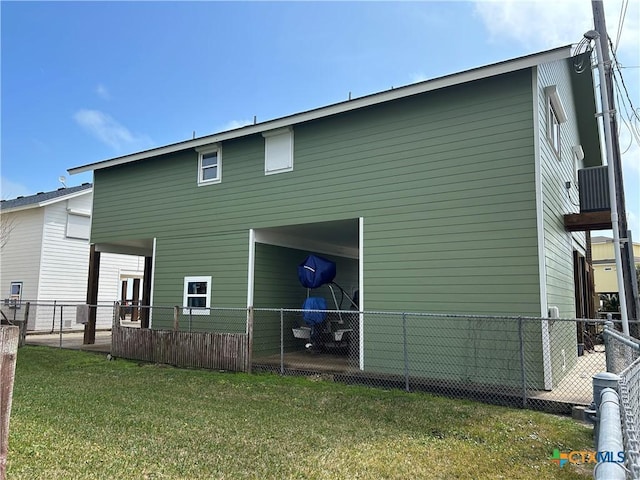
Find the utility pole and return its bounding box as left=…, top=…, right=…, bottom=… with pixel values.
left=591, top=0, right=640, bottom=331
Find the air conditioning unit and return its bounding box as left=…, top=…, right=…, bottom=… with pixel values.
left=578, top=166, right=610, bottom=212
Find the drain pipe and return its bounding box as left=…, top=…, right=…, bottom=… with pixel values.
left=593, top=387, right=625, bottom=480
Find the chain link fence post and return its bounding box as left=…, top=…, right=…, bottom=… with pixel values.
left=518, top=317, right=527, bottom=408
left=604, top=319, right=615, bottom=373
left=280, top=309, right=284, bottom=375
left=59, top=305, right=64, bottom=348
left=403, top=312, right=409, bottom=392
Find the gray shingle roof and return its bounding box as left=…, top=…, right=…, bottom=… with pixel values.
left=0, top=183, right=92, bottom=211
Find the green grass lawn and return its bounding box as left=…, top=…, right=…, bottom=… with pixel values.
left=7, top=346, right=592, bottom=479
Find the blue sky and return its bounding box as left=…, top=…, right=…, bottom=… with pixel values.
left=1, top=1, right=638, bottom=238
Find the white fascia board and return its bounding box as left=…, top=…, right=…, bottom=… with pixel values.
left=68, top=46, right=572, bottom=175
left=38, top=188, right=92, bottom=207
left=0, top=188, right=93, bottom=213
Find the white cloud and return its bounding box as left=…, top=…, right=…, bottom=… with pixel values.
left=473, top=0, right=639, bottom=56
left=96, top=84, right=110, bottom=100
left=0, top=176, right=32, bottom=200
left=73, top=109, right=152, bottom=151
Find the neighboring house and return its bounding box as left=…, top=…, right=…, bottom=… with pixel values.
left=0, top=184, right=144, bottom=331
left=591, top=235, right=640, bottom=295
left=69, top=46, right=605, bottom=390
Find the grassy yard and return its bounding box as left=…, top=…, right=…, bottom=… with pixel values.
left=7, top=346, right=592, bottom=479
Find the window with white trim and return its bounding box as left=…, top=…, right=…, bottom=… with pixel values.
left=263, top=127, right=293, bottom=175
left=196, top=145, right=221, bottom=185
left=548, top=103, right=561, bottom=155
left=7, top=281, right=22, bottom=309
left=66, top=210, right=91, bottom=240
left=183, top=276, right=212, bottom=315
left=544, top=85, right=568, bottom=159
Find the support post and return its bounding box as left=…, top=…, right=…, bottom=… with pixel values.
left=84, top=244, right=100, bottom=344
left=0, top=326, right=19, bottom=480
left=173, top=306, right=179, bottom=331
left=140, top=256, right=152, bottom=329
left=247, top=307, right=253, bottom=374
left=131, top=278, right=140, bottom=322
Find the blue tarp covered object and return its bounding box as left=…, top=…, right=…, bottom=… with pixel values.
left=302, top=297, right=327, bottom=325
left=297, top=255, right=336, bottom=289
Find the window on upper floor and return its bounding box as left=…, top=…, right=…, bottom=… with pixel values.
left=544, top=85, right=568, bottom=159
left=548, top=103, right=561, bottom=155
left=196, top=145, right=222, bottom=186
left=263, top=127, right=293, bottom=175
left=183, top=276, right=212, bottom=315
left=66, top=211, right=91, bottom=240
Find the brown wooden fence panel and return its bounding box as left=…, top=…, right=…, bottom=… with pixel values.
left=1, top=326, right=19, bottom=480
left=111, top=325, right=248, bottom=372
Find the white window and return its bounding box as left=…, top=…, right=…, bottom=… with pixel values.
left=183, top=276, right=212, bottom=315
left=66, top=211, right=91, bottom=240
left=544, top=85, right=567, bottom=158
left=263, top=127, right=293, bottom=175
left=196, top=145, right=221, bottom=186
left=7, top=281, right=22, bottom=308
left=548, top=104, right=561, bottom=155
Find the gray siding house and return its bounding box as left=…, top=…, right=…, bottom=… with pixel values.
left=69, top=46, right=603, bottom=389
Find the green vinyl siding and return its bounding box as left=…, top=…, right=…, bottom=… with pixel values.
left=91, top=67, right=544, bottom=386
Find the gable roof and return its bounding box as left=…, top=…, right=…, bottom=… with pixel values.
left=0, top=183, right=92, bottom=213
left=69, top=45, right=576, bottom=175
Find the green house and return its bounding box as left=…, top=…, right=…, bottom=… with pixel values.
left=70, top=46, right=603, bottom=390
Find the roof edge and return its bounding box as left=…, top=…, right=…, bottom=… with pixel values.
left=69, top=45, right=572, bottom=175
left=0, top=185, right=93, bottom=213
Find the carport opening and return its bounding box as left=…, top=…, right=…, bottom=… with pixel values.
left=250, top=218, right=362, bottom=371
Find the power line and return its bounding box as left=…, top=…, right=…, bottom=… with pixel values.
left=614, top=0, right=628, bottom=53
left=609, top=38, right=640, bottom=125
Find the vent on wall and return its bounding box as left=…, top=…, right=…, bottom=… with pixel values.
left=578, top=166, right=610, bottom=212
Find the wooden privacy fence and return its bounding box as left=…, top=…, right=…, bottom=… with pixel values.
left=111, top=323, right=250, bottom=372
left=1, top=326, right=19, bottom=480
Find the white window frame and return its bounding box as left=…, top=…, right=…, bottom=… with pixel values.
left=544, top=85, right=567, bottom=159
left=196, top=145, right=222, bottom=186
left=182, top=276, right=212, bottom=315
left=66, top=209, right=91, bottom=240
left=263, top=127, right=293, bottom=175
left=8, top=281, right=22, bottom=309
left=548, top=103, right=561, bottom=156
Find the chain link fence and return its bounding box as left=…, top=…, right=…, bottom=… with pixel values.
left=601, top=323, right=640, bottom=480
left=9, top=301, right=639, bottom=419
left=251, top=308, right=638, bottom=414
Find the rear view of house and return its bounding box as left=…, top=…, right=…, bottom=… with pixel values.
left=0, top=184, right=144, bottom=330
left=69, top=45, right=606, bottom=390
